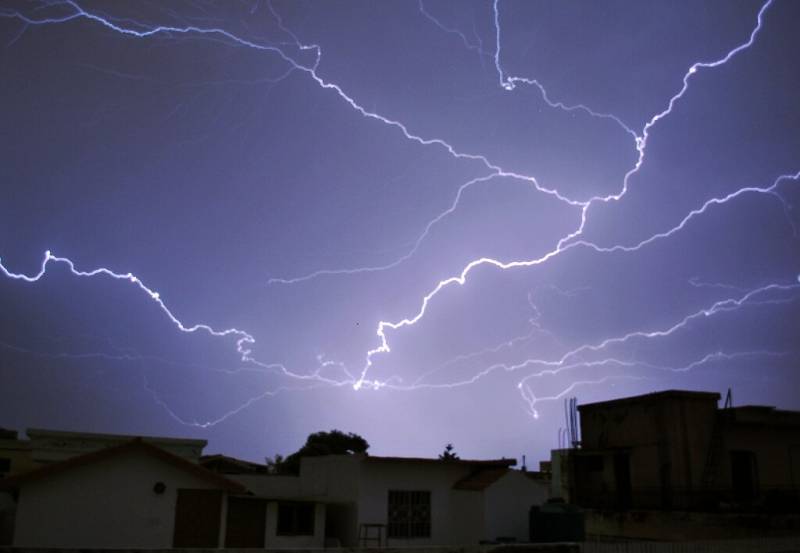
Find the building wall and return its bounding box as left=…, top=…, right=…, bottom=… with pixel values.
left=712, top=417, right=800, bottom=505
left=13, top=449, right=226, bottom=548
left=483, top=471, right=548, bottom=542
left=264, top=502, right=326, bottom=548
left=577, top=395, right=719, bottom=509
left=238, top=457, right=548, bottom=547
left=550, top=449, right=572, bottom=501
left=663, top=397, right=718, bottom=497
left=301, top=454, right=361, bottom=501
left=358, top=461, right=483, bottom=546
left=234, top=473, right=304, bottom=498
left=574, top=394, right=800, bottom=514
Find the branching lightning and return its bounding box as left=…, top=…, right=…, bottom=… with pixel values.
left=0, top=250, right=256, bottom=358
left=355, top=0, right=781, bottom=389
left=1, top=0, right=796, bottom=431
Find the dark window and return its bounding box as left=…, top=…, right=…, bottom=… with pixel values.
left=731, top=450, right=759, bottom=503
left=387, top=490, right=431, bottom=538
left=573, top=455, right=605, bottom=507
left=613, top=453, right=632, bottom=510
left=659, top=462, right=673, bottom=509
left=277, top=502, right=315, bottom=536
left=0, top=458, right=10, bottom=477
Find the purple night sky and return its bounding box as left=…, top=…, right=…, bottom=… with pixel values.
left=1, top=0, right=798, bottom=464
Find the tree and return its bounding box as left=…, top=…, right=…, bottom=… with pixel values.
left=439, top=443, right=459, bottom=460
left=273, top=430, right=369, bottom=474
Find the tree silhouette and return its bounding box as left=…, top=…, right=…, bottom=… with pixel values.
left=439, top=443, right=459, bottom=460
left=273, top=429, right=369, bottom=474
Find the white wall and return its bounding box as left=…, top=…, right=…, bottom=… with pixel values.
left=301, top=454, right=361, bottom=501
left=483, top=471, right=549, bottom=543
left=229, top=474, right=328, bottom=548
left=234, top=473, right=303, bottom=498
left=264, top=502, right=326, bottom=548
left=13, top=448, right=225, bottom=548
left=358, top=461, right=484, bottom=546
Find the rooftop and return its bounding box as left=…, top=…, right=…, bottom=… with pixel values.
left=578, top=390, right=721, bottom=411
left=26, top=427, right=207, bottom=447
left=201, top=454, right=270, bottom=474
left=1, top=438, right=245, bottom=493
left=365, top=455, right=516, bottom=467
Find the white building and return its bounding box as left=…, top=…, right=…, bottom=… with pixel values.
left=2, top=430, right=550, bottom=548
left=231, top=454, right=549, bottom=547
left=3, top=437, right=328, bottom=549
left=0, top=427, right=211, bottom=547
left=4, top=439, right=249, bottom=548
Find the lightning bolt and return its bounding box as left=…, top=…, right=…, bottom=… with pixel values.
left=0, top=251, right=349, bottom=391
left=418, top=0, right=490, bottom=62
left=0, top=250, right=256, bottom=357
left=518, top=350, right=795, bottom=419
left=142, top=373, right=326, bottom=429
left=355, top=0, right=781, bottom=388
left=270, top=0, right=777, bottom=298
left=1, top=0, right=795, bottom=427
left=371, top=279, right=799, bottom=393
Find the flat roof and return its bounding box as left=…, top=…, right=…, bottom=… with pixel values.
left=578, top=390, right=721, bottom=411
left=726, top=405, right=800, bottom=425
left=365, top=455, right=516, bottom=467
left=26, top=427, right=207, bottom=447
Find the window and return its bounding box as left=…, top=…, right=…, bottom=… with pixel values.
left=387, top=490, right=430, bottom=538
left=276, top=502, right=315, bottom=536
left=0, top=458, right=10, bottom=477
left=730, top=450, right=759, bottom=503
left=613, top=453, right=632, bottom=509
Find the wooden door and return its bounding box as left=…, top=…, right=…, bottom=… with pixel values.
left=172, top=489, right=222, bottom=547
left=225, top=497, right=267, bottom=548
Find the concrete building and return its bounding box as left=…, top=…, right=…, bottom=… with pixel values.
left=2, top=439, right=247, bottom=548
left=2, top=427, right=549, bottom=548
left=550, top=390, right=800, bottom=540
left=0, top=427, right=212, bottom=546
left=0, top=431, right=334, bottom=549
left=227, top=454, right=549, bottom=547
